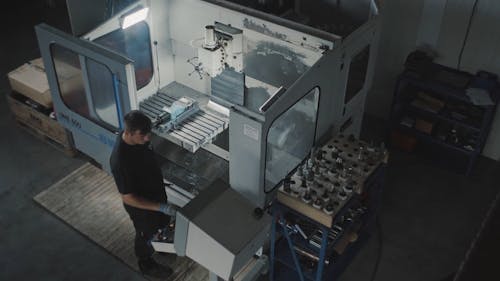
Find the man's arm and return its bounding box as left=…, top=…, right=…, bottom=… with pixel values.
left=121, top=193, right=161, bottom=212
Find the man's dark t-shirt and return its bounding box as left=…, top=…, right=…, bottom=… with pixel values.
left=109, top=134, right=168, bottom=229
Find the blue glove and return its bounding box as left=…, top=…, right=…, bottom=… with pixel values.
left=159, top=203, right=177, bottom=216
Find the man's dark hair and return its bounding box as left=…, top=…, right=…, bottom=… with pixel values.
left=124, top=110, right=152, bottom=135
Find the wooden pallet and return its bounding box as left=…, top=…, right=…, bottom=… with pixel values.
left=7, top=94, right=77, bottom=157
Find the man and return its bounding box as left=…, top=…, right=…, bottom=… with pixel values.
left=110, top=110, right=176, bottom=278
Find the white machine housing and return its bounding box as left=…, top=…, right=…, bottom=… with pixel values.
left=36, top=1, right=379, bottom=280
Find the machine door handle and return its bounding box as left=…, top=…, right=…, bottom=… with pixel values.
left=259, top=86, right=286, bottom=113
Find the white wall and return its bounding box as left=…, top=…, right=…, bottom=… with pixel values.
left=365, top=0, right=424, bottom=119
left=366, top=0, right=500, bottom=160
left=450, top=0, right=500, bottom=160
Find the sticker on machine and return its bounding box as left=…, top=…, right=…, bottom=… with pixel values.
left=243, top=124, right=259, bottom=141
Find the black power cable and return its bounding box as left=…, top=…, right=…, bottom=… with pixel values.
left=457, top=0, right=480, bottom=70
left=153, top=41, right=161, bottom=92
left=369, top=214, right=383, bottom=281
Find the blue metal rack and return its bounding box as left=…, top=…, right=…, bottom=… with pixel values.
left=270, top=165, right=385, bottom=281
left=404, top=103, right=481, bottom=132
left=390, top=63, right=499, bottom=175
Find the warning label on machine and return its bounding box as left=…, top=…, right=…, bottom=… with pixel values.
left=244, top=124, right=259, bottom=141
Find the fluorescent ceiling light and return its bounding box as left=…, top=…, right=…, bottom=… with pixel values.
left=121, top=7, right=149, bottom=29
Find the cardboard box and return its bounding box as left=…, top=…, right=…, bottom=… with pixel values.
left=411, top=92, right=445, bottom=113
left=390, top=131, right=417, bottom=152
left=415, top=118, right=434, bottom=134
left=7, top=58, right=53, bottom=108
left=7, top=94, right=75, bottom=156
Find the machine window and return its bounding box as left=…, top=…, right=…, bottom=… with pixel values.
left=344, top=46, right=370, bottom=104
left=86, top=58, right=120, bottom=129
left=265, top=87, right=320, bottom=192
left=94, top=22, right=153, bottom=90
left=51, top=44, right=89, bottom=117
left=50, top=44, right=119, bottom=131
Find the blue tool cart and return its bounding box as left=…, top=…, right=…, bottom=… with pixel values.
left=390, top=53, right=499, bottom=174
left=269, top=151, right=386, bottom=281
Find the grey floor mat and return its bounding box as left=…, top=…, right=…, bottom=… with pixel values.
left=34, top=163, right=208, bottom=281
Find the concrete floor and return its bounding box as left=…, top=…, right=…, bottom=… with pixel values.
left=1, top=2, right=499, bottom=281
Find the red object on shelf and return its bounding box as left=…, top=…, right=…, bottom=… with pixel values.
left=390, top=130, right=417, bottom=152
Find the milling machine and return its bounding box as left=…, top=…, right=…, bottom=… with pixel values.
left=35, top=0, right=380, bottom=280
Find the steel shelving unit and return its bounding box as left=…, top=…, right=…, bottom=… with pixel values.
left=390, top=61, right=499, bottom=175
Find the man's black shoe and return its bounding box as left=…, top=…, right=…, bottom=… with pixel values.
left=138, top=257, right=173, bottom=278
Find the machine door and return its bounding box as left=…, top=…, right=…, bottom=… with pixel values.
left=36, top=23, right=136, bottom=172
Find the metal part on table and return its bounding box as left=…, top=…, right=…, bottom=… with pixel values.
left=277, top=134, right=387, bottom=227
left=155, top=96, right=200, bottom=133
left=140, top=91, right=229, bottom=153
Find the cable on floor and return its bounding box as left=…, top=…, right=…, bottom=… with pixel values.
left=369, top=214, right=383, bottom=281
